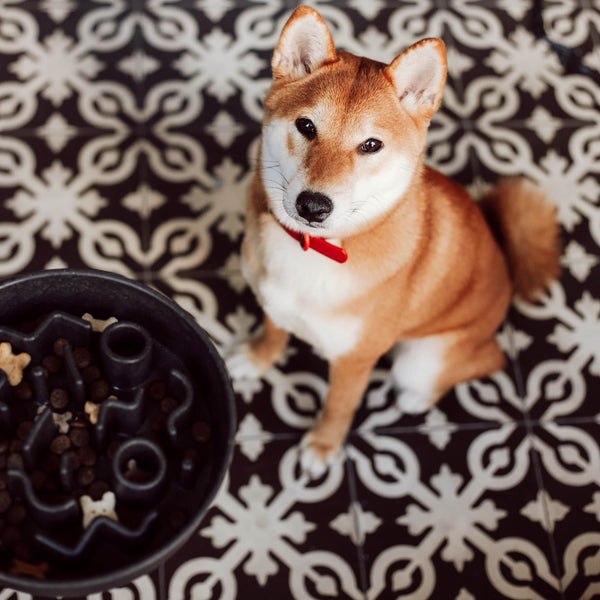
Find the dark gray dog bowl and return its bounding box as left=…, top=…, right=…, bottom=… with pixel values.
left=0, top=270, right=235, bottom=596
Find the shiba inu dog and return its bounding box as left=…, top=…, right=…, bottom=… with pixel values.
left=226, top=6, right=561, bottom=476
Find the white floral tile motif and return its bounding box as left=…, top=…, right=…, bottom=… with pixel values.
left=510, top=274, right=600, bottom=422
left=349, top=426, right=562, bottom=599
left=165, top=443, right=364, bottom=599
left=532, top=421, right=600, bottom=598
left=0, top=1, right=599, bottom=599
left=521, top=490, right=569, bottom=533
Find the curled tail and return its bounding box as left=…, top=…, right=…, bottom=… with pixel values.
left=480, top=178, right=562, bottom=302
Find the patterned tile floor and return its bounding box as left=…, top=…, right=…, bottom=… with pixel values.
left=0, top=1, right=599, bottom=598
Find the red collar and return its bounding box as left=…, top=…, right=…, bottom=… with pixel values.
left=281, top=224, right=348, bottom=264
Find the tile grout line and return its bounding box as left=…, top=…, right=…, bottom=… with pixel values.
left=525, top=431, right=566, bottom=599
left=158, top=562, right=167, bottom=600
left=508, top=318, right=567, bottom=599
left=343, top=455, right=370, bottom=600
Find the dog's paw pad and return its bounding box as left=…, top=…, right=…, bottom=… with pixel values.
left=397, top=389, right=432, bottom=414
left=224, top=344, right=262, bottom=381
left=299, top=433, right=341, bottom=479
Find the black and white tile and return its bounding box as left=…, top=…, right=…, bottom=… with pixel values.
left=0, top=0, right=599, bottom=598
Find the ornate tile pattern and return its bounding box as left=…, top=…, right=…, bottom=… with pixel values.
left=0, top=1, right=599, bottom=598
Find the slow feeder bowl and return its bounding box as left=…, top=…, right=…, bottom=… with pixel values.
left=0, top=270, right=235, bottom=596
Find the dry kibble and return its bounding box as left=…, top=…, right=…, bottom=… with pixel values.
left=192, top=421, right=211, bottom=443
left=81, top=365, right=101, bottom=383
left=72, top=347, right=91, bottom=369
left=148, top=380, right=166, bottom=400
left=77, top=445, right=97, bottom=467
left=63, top=450, right=81, bottom=472
left=124, top=459, right=152, bottom=484
left=7, top=453, right=23, bottom=471
left=30, top=470, right=47, bottom=491
left=50, top=388, right=69, bottom=410
left=89, top=379, right=109, bottom=402
left=69, top=427, right=90, bottom=448
left=42, top=354, right=62, bottom=374
left=13, top=381, right=32, bottom=401
left=0, top=491, right=11, bottom=513
left=106, top=439, right=121, bottom=458
left=52, top=338, right=69, bottom=356
left=76, top=466, right=95, bottom=487
left=6, top=502, right=26, bottom=526
left=50, top=434, right=71, bottom=455
left=16, top=420, right=33, bottom=441
left=160, top=396, right=177, bottom=414
left=151, top=413, right=167, bottom=433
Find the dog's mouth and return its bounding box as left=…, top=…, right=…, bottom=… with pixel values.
left=281, top=207, right=331, bottom=236
left=290, top=213, right=327, bottom=230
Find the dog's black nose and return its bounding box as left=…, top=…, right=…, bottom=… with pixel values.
left=295, top=191, right=333, bottom=224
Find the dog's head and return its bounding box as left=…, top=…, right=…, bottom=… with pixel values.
left=260, top=5, right=447, bottom=239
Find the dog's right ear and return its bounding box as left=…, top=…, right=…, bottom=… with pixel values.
left=384, top=38, right=447, bottom=120
left=272, top=6, right=338, bottom=81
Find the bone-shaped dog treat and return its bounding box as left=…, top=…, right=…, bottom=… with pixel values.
left=81, top=313, right=118, bottom=333
left=80, top=491, right=118, bottom=529
left=84, top=400, right=101, bottom=425
left=0, top=342, right=31, bottom=386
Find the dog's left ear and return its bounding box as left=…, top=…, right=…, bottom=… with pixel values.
left=272, top=6, right=338, bottom=81
left=384, top=39, right=447, bottom=120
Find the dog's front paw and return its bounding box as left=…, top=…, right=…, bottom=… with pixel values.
left=299, top=431, right=343, bottom=479
left=224, top=343, right=263, bottom=381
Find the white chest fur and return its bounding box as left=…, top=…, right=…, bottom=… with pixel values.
left=242, top=220, right=364, bottom=361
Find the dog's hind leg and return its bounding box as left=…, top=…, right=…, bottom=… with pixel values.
left=391, top=336, right=446, bottom=414
left=392, top=334, right=505, bottom=414
left=226, top=314, right=289, bottom=380
left=434, top=336, right=506, bottom=398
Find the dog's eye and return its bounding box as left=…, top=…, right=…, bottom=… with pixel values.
left=359, top=138, right=383, bottom=154
left=295, top=118, right=317, bottom=141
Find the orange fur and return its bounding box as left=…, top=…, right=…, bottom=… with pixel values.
left=248, top=315, right=289, bottom=373
left=479, top=178, right=562, bottom=302
left=230, top=6, right=562, bottom=475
